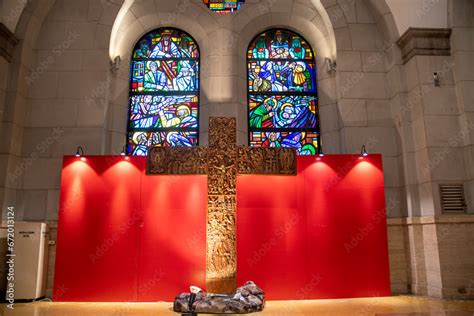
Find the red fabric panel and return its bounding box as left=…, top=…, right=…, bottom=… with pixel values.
left=54, top=156, right=207, bottom=302
left=237, top=155, right=391, bottom=300
left=54, top=156, right=144, bottom=302
left=138, top=173, right=207, bottom=301
left=54, top=154, right=390, bottom=302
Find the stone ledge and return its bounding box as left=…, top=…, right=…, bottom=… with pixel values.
left=396, top=28, right=452, bottom=64
left=0, top=23, right=18, bottom=62
left=387, top=214, right=474, bottom=226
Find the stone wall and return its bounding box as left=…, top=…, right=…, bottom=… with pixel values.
left=387, top=219, right=408, bottom=294
left=0, top=0, right=473, bottom=300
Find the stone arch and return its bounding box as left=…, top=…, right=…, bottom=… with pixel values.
left=229, top=0, right=349, bottom=151
left=105, top=0, right=216, bottom=150
left=105, top=0, right=403, bottom=153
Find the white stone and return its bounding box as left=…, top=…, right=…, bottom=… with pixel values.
left=334, top=27, right=352, bottom=50
left=336, top=51, right=362, bottom=72
left=22, top=158, right=63, bottom=190
left=423, top=115, right=460, bottom=147
left=46, top=189, right=60, bottom=221
left=383, top=156, right=401, bottom=187
left=319, top=103, right=340, bottom=132
left=337, top=98, right=367, bottom=126
left=355, top=0, right=374, bottom=23
left=57, top=71, right=108, bottom=99
left=348, top=23, right=382, bottom=51
left=367, top=99, right=393, bottom=127
left=339, top=72, right=388, bottom=99
left=415, top=56, right=455, bottom=86
left=27, top=99, right=78, bottom=127
left=411, top=116, right=427, bottom=151
left=18, top=189, right=47, bottom=220
left=361, top=51, right=386, bottom=72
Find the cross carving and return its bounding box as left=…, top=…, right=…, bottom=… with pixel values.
left=147, top=117, right=296, bottom=294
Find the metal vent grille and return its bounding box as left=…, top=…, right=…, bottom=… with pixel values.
left=439, top=184, right=466, bottom=213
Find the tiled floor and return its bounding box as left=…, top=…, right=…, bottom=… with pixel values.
left=1, top=296, right=474, bottom=315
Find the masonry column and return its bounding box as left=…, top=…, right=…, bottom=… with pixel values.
left=0, top=23, right=19, bottom=217
left=397, top=25, right=474, bottom=299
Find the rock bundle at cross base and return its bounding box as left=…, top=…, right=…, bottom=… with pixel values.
left=173, top=281, right=265, bottom=314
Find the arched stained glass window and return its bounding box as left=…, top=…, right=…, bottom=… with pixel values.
left=247, top=29, right=320, bottom=155
left=127, top=28, right=200, bottom=156
left=203, top=0, right=245, bottom=13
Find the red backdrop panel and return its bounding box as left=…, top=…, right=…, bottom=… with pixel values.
left=237, top=155, right=391, bottom=300
left=54, top=156, right=144, bottom=302
left=54, top=156, right=207, bottom=302
left=139, top=173, right=207, bottom=301
left=55, top=155, right=390, bottom=302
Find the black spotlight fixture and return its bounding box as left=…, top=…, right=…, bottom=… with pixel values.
left=75, top=146, right=84, bottom=157
left=361, top=145, right=368, bottom=157
left=120, top=146, right=126, bottom=156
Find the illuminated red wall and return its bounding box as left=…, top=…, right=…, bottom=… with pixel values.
left=54, top=156, right=207, bottom=302
left=54, top=155, right=390, bottom=302
left=237, top=155, right=391, bottom=299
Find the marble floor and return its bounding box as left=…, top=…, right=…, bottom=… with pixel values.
left=1, top=296, right=474, bottom=316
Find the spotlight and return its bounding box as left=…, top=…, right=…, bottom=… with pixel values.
left=325, top=57, right=337, bottom=73
left=318, top=149, right=325, bottom=157
left=110, top=55, right=121, bottom=72
left=121, top=146, right=126, bottom=156
left=75, top=146, right=84, bottom=158
left=361, top=145, right=368, bottom=157
left=433, top=72, right=440, bottom=87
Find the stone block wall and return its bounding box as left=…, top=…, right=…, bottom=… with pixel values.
left=0, top=0, right=473, bottom=301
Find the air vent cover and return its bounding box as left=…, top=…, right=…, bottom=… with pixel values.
left=439, top=184, right=466, bottom=213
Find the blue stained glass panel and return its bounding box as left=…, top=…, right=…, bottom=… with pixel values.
left=131, top=60, right=199, bottom=93
left=129, top=95, right=198, bottom=129
left=249, top=95, right=318, bottom=129
left=247, top=29, right=314, bottom=60
left=127, top=131, right=199, bottom=156
left=133, top=29, right=199, bottom=59
left=247, top=29, right=320, bottom=155
left=249, top=131, right=319, bottom=156
left=128, top=28, right=200, bottom=155
left=248, top=60, right=316, bottom=93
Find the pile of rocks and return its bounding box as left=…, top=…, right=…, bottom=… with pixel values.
left=173, top=281, right=265, bottom=314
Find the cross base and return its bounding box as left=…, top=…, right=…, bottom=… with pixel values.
left=207, top=277, right=236, bottom=294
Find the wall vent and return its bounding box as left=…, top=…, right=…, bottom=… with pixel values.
left=439, top=184, right=466, bottom=213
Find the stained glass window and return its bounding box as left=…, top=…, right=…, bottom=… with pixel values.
left=247, top=29, right=320, bottom=155
left=127, top=28, right=200, bottom=156
left=203, top=0, right=244, bottom=13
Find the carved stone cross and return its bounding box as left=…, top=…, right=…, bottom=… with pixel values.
left=147, top=117, right=296, bottom=294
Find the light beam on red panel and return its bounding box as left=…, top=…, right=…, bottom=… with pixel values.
left=237, top=155, right=390, bottom=300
